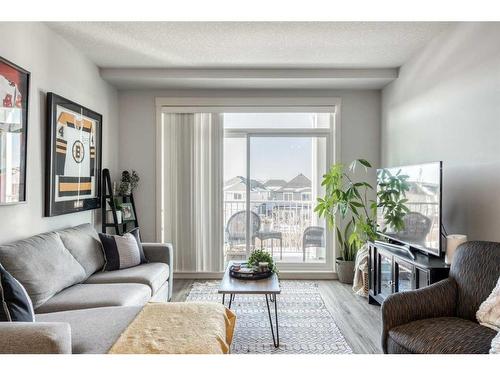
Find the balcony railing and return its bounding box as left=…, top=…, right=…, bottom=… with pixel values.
left=224, top=199, right=317, bottom=254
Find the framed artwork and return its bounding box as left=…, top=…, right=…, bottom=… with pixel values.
left=121, top=202, right=136, bottom=221
left=45, top=93, right=102, bottom=216
left=0, top=56, right=30, bottom=205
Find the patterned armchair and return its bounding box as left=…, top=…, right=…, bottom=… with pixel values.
left=382, top=241, right=500, bottom=354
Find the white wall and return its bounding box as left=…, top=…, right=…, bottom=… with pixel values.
left=381, top=22, right=500, bottom=242
left=118, top=89, right=381, bottom=242
left=0, top=23, right=119, bottom=244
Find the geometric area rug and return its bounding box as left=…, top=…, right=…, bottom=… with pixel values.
left=186, top=280, right=352, bottom=354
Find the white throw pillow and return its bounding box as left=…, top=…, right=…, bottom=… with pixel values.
left=477, top=276, right=500, bottom=332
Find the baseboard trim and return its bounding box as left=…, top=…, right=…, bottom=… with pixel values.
left=174, top=271, right=338, bottom=280
left=174, top=272, right=224, bottom=279
left=279, top=272, right=337, bottom=280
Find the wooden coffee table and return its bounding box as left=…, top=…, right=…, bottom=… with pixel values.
left=218, top=261, right=281, bottom=347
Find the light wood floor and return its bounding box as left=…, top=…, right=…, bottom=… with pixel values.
left=172, top=279, right=383, bottom=354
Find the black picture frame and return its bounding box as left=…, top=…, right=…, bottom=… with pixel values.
left=45, top=93, right=102, bottom=216
left=0, top=56, right=30, bottom=205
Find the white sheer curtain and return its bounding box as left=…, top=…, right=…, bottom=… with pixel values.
left=163, top=113, right=224, bottom=272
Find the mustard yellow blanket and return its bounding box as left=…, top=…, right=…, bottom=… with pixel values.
left=109, top=302, right=236, bottom=354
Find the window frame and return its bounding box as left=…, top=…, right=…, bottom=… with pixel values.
left=156, top=97, right=341, bottom=274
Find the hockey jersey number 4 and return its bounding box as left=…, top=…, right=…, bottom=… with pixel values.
left=55, top=110, right=97, bottom=199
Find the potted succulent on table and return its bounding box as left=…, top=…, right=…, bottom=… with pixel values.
left=247, top=248, right=278, bottom=274
left=315, top=159, right=410, bottom=284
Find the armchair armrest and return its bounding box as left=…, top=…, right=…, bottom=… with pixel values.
left=142, top=242, right=174, bottom=301
left=0, top=322, right=71, bottom=354
left=381, top=277, right=457, bottom=353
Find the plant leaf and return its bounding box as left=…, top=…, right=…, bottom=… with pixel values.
left=358, top=159, right=372, bottom=168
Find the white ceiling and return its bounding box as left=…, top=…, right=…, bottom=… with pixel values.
left=48, top=22, right=451, bottom=68
left=48, top=22, right=452, bottom=89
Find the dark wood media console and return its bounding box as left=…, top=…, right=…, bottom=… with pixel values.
left=368, top=241, right=450, bottom=305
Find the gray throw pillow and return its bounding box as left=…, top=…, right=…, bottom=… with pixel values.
left=58, top=223, right=105, bottom=277
left=0, top=231, right=86, bottom=309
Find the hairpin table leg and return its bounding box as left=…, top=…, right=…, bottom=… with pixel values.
left=265, top=293, right=279, bottom=348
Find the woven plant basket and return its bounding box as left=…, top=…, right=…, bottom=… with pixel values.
left=362, top=270, right=369, bottom=295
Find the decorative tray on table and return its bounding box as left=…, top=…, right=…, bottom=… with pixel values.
left=229, top=263, right=273, bottom=280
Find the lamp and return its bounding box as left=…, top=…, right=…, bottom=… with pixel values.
left=445, top=234, right=468, bottom=265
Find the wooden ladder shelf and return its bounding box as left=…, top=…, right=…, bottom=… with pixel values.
left=101, top=168, right=139, bottom=234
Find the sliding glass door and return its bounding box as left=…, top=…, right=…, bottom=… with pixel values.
left=249, top=136, right=327, bottom=264
left=223, top=113, right=333, bottom=271
left=160, top=106, right=337, bottom=273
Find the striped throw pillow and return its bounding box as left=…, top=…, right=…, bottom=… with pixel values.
left=98, top=228, right=147, bottom=271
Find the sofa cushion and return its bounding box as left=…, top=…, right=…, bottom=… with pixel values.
left=386, top=336, right=413, bottom=354
left=151, top=281, right=169, bottom=302
left=0, top=232, right=86, bottom=309
left=35, top=283, right=151, bottom=314
left=0, top=264, right=35, bottom=322
left=85, top=262, right=168, bottom=296
left=36, top=306, right=142, bottom=354
left=389, top=317, right=497, bottom=354
left=58, top=223, right=105, bottom=277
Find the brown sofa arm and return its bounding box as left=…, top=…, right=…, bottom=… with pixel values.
left=0, top=322, right=72, bottom=354
left=142, top=242, right=174, bottom=301
left=381, top=277, right=457, bottom=353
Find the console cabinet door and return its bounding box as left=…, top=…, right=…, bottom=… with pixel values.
left=377, top=251, right=394, bottom=299
left=368, top=245, right=376, bottom=296
left=394, top=258, right=415, bottom=292
left=415, top=267, right=430, bottom=289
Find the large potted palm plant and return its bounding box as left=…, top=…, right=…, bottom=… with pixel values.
left=315, top=159, right=410, bottom=284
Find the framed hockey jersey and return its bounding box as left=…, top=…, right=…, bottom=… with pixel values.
left=45, top=93, right=102, bottom=216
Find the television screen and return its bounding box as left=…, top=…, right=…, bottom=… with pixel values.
left=377, top=162, right=442, bottom=256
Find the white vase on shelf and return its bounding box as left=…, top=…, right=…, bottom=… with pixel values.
left=107, top=210, right=122, bottom=224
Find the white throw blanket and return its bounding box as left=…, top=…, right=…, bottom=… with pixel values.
left=491, top=331, right=500, bottom=354
left=476, top=276, right=500, bottom=354
left=477, top=276, right=500, bottom=332
left=352, top=243, right=369, bottom=297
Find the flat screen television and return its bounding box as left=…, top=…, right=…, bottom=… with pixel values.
left=376, top=161, right=442, bottom=257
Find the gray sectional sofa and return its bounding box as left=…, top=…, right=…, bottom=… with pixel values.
left=0, top=223, right=173, bottom=354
